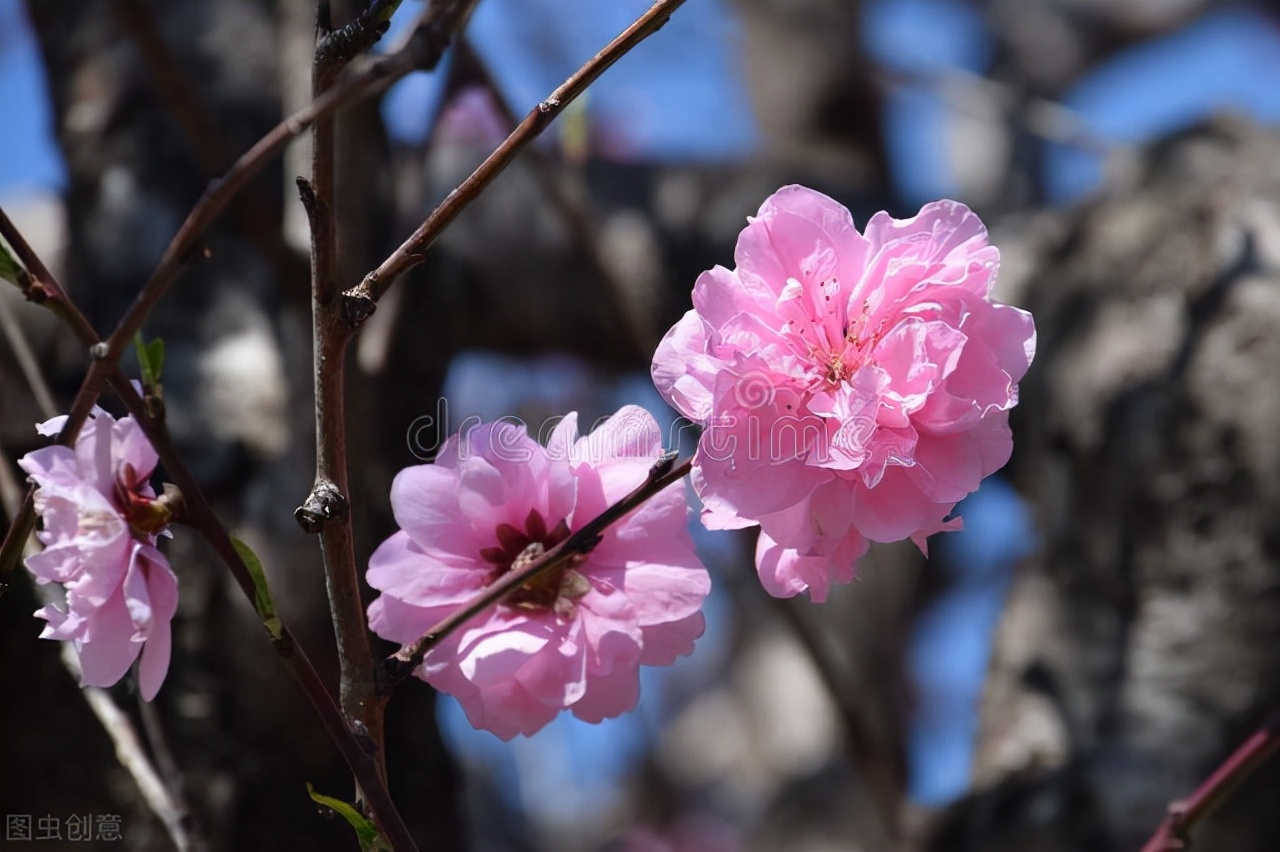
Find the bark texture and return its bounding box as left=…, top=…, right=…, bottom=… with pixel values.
left=931, top=119, right=1280, bottom=852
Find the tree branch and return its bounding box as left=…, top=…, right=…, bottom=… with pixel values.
left=378, top=454, right=690, bottom=692
left=344, top=0, right=689, bottom=317
left=28, top=0, right=481, bottom=489
left=297, top=0, right=386, bottom=805
left=453, top=38, right=652, bottom=362
left=0, top=289, right=58, bottom=420
left=1140, top=707, right=1280, bottom=852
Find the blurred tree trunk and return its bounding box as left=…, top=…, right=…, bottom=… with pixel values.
left=929, top=119, right=1280, bottom=852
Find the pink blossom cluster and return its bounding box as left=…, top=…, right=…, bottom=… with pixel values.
left=653, top=185, right=1036, bottom=600
left=20, top=411, right=178, bottom=700
left=366, top=406, right=710, bottom=740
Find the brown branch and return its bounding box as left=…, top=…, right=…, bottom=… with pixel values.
left=345, top=0, right=689, bottom=315
left=378, top=453, right=690, bottom=692
left=0, top=207, right=417, bottom=852
left=28, top=0, right=482, bottom=495
left=0, top=291, right=58, bottom=420
left=453, top=38, right=652, bottom=362
left=297, top=0, right=388, bottom=814
left=1140, top=708, right=1280, bottom=852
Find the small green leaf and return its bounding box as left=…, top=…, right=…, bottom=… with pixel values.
left=132, top=332, right=165, bottom=388
left=0, top=238, right=24, bottom=287
left=374, top=0, right=404, bottom=25
left=232, top=537, right=282, bottom=641
left=145, top=337, right=165, bottom=383
left=307, top=784, right=390, bottom=852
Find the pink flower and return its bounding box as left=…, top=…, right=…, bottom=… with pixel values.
left=19, top=410, right=179, bottom=700
left=652, top=186, right=1035, bottom=601
left=367, top=405, right=710, bottom=740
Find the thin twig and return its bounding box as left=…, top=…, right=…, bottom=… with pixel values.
left=345, top=0, right=689, bottom=314
left=452, top=38, right=652, bottom=361
left=0, top=295, right=58, bottom=419
left=1140, top=708, right=1280, bottom=852
left=79, top=674, right=203, bottom=852
left=22, top=0, right=482, bottom=497
left=378, top=454, right=690, bottom=692
left=0, top=207, right=417, bottom=852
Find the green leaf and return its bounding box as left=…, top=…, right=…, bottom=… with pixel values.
left=373, top=0, right=404, bottom=25
left=306, top=784, right=390, bottom=852
left=132, top=332, right=165, bottom=388
left=0, top=238, right=24, bottom=287
left=232, top=537, right=282, bottom=641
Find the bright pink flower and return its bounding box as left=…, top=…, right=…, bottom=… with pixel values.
left=367, top=405, right=710, bottom=740
left=652, top=185, right=1035, bottom=600
left=19, top=411, right=178, bottom=700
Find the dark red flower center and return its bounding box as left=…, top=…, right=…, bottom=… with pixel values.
left=480, top=508, right=584, bottom=611
left=112, top=462, right=171, bottom=536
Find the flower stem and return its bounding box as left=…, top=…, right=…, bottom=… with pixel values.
left=1140, top=707, right=1280, bottom=852
left=344, top=0, right=690, bottom=315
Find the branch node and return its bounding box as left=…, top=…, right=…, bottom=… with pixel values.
left=376, top=655, right=416, bottom=695
left=316, top=0, right=395, bottom=68
left=294, top=481, right=349, bottom=533
left=19, top=272, right=48, bottom=303
left=649, top=449, right=679, bottom=479
left=341, top=288, right=377, bottom=328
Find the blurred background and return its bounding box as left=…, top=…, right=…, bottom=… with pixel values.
left=2, top=0, right=1280, bottom=850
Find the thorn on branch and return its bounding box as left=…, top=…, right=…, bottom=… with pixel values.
left=294, top=481, right=349, bottom=533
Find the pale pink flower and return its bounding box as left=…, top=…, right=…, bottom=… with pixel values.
left=652, top=185, right=1035, bottom=600
left=367, top=405, right=710, bottom=740
left=19, top=411, right=178, bottom=700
